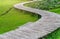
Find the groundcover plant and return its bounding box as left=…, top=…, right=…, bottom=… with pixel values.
left=0, top=0, right=39, bottom=34
left=26, top=0, right=60, bottom=10
left=25, top=0, right=60, bottom=39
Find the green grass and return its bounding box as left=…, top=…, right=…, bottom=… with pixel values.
left=25, top=1, right=60, bottom=39
left=44, top=28, right=60, bottom=39
left=0, top=0, right=27, bottom=13
left=0, top=0, right=38, bottom=34
left=49, top=8, right=60, bottom=14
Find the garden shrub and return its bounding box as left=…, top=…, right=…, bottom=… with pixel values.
left=36, top=0, right=60, bottom=10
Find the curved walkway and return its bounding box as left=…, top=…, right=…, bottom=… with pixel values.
left=0, top=1, right=60, bottom=39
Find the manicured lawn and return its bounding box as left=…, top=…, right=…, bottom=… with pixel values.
left=25, top=1, right=60, bottom=39
left=0, top=0, right=38, bottom=34
left=50, top=8, right=60, bottom=14
left=43, top=28, right=60, bottom=39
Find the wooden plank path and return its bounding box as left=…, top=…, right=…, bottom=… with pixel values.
left=0, top=1, right=60, bottom=39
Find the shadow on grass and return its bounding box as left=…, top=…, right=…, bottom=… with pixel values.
left=0, top=7, right=13, bottom=16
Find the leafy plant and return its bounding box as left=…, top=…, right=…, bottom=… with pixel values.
left=36, top=0, right=60, bottom=10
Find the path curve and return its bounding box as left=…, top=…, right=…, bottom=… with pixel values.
left=0, top=1, right=60, bottom=39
